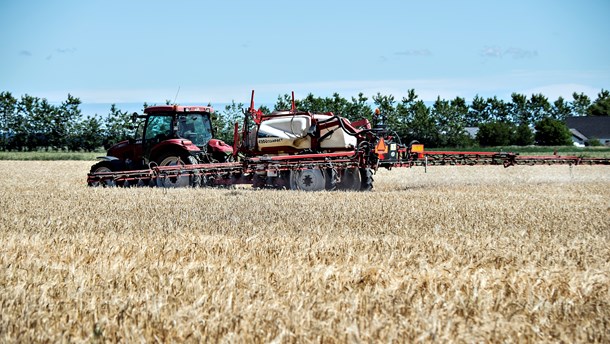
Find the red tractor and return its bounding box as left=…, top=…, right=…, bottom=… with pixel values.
left=90, top=105, right=233, bottom=181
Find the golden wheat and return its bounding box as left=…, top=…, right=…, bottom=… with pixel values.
left=0, top=161, right=609, bottom=342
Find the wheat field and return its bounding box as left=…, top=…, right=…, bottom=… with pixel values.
left=0, top=161, right=609, bottom=342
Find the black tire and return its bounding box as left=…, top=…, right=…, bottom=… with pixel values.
left=359, top=168, right=374, bottom=191
left=337, top=168, right=361, bottom=191
left=89, top=161, right=114, bottom=187
left=325, top=168, right=338, bottom=191
left=89, top=160, right=125, bottom=187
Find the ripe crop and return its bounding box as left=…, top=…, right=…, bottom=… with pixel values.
left=1, top=161, right=609, bottom=342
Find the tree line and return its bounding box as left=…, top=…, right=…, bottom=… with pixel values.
left=1, top=89, right=609, bottom=152
left=214, top=89, right=609, bottom=148
left=0, top=92, right=136, bottom=151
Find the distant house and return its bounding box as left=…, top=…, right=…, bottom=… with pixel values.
left=565, top=117, right=610, bottom=146
left=569, top=128, right=588, bottom=147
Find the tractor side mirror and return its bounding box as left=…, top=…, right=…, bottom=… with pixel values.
left=131, top=112, right=138, bottom=123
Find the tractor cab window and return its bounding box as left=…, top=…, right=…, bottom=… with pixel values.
left=177, top=114, right=213, bottom=147
left=144, top=115, right=173, bottom=141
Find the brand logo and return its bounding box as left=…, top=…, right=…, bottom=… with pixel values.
left=258, top=138, right=283, bottom=144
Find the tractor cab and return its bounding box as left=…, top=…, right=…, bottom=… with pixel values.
left=92, top=105, right=233, bottom=174
left=141, top=106, right=214, bottom=150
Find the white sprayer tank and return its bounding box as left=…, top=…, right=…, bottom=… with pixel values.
left=256, top=113, right=357, bottom=150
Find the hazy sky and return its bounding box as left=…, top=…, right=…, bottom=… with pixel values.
left=1, top=0, right=609, bottom=105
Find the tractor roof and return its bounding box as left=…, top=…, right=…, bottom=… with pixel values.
left=144, top=105, right=215, bottom=114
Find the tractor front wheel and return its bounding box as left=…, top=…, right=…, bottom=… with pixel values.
left=157, top=153, right=197, bottom=167
left=155, top=152, right=197, bottom=188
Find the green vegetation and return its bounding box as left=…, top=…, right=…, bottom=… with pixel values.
left=1, top=89, right=609, bottom=157
left=534, top=118, right=572, bottom=146
left=587, top=89, right=610, bottom=117
left=476, top=122, right=522, bottom=146
left=0, top=151, right=102, bottom=160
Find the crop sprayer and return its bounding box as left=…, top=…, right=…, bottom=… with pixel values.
left=87, top=91, right=610, bottom=190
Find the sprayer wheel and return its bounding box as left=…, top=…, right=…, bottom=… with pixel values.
left=337, top=168, right=361, bottom=191
left=289, top=168, right=326, bottom=191
left=325, top=168, right=338, bottom=191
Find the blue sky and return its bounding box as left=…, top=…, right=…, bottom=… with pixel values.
left=1, top=0, right=609, bottom=106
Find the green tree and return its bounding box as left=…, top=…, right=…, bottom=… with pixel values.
left=70, top=115, right=104, bottom=151
left=15, top=94, right=40, bottom=151
left=476, top=121, right=515, bottom=146
left=527, top=93, right=551, bottom=123
left=395, top=89, right=418, bottom=143
left=294, top=92, right=372, bottom=122
left=571, top=92, right=591, bottom=116
left=274, top=93, right=294, bottom=111
left=450, top=96, right=472, bottom=146
left=487, top=96, right=511, bottom=123
left=296, top=93, right=325, bottom=113
left=214, top=100, right=244, bottom=144
left=534, top=118, right=572, bottom=146
left=451, top=96, right=468, bottom=123
left=550, top=96, right=571, bottom=121
left=52, top=94, right=82, bottom=150
left=292, top=92, right=354, bottom=119
left=104, top=104, right=133, bottom=148
left=31, top=98, right=56, bottom=150
left=510, top=93, right=529, bottom=125
left=587, top=89, right=610, bottom=116
left=258, top=105, right=271, bottom=114
left=466, top=95, right=489, bottom=126
left=513, top=123, right=534, bottom=146
left=0, top=92, right=18, bottom=150
left=432, top=96, right=470, bottom=147
left=345, top=93, right=373, bottom=122
left=372, top=93, right=398, bottom=130
left=406, top=100, right=440, bottom=147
